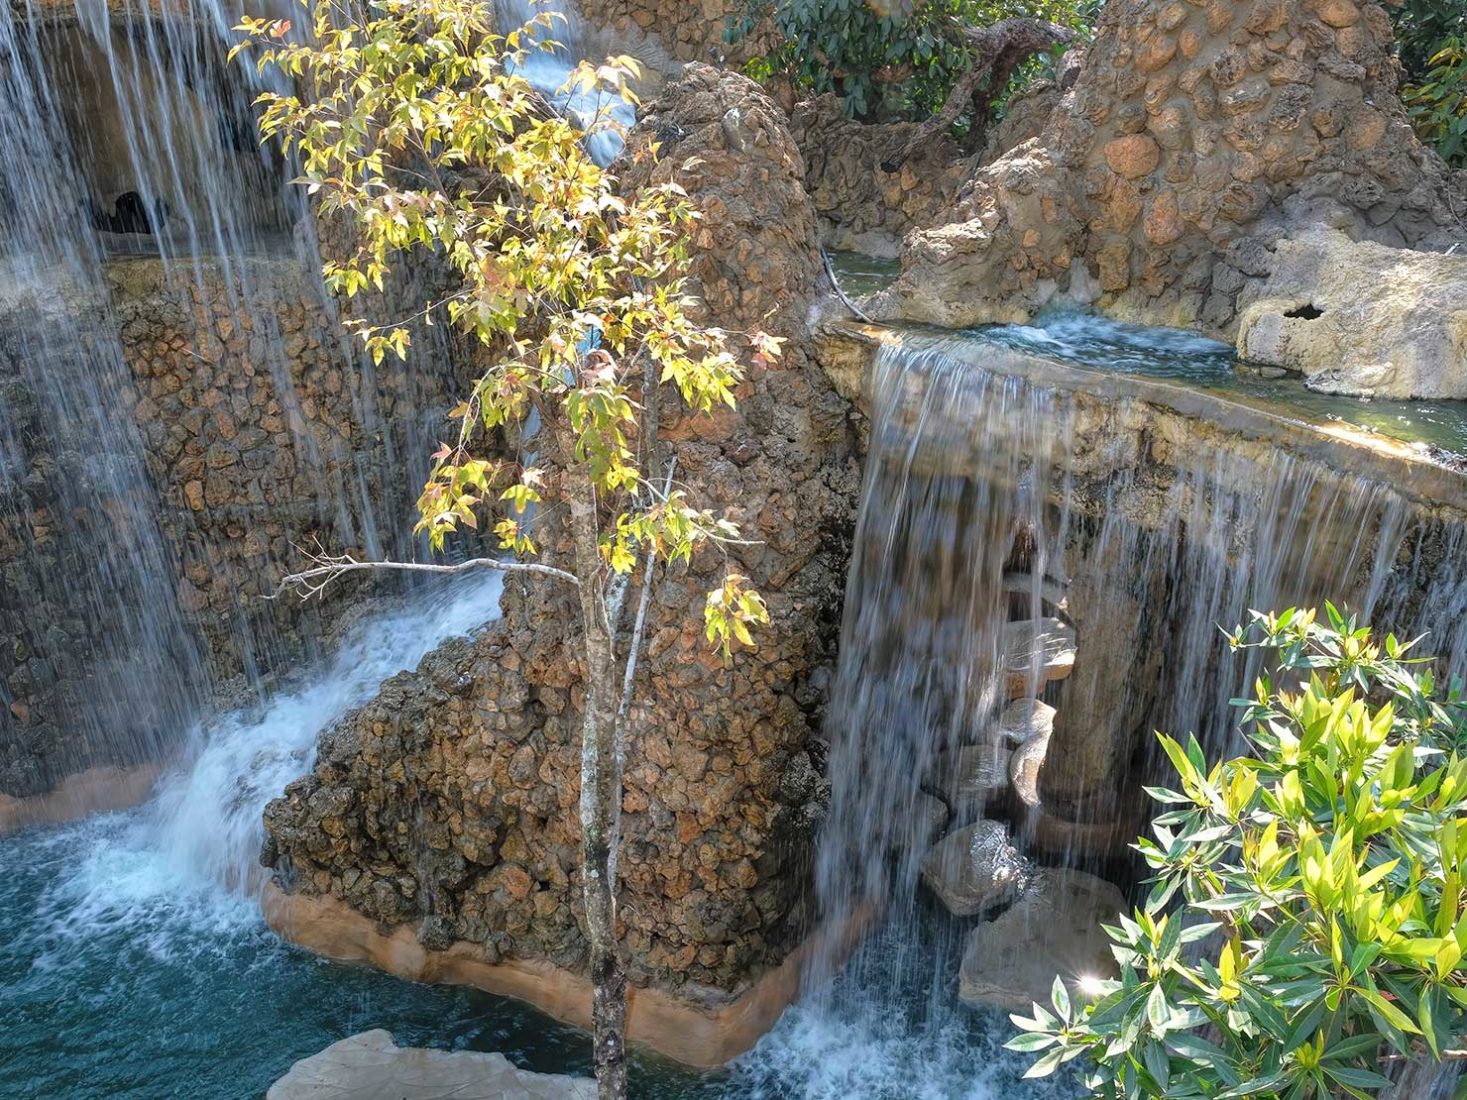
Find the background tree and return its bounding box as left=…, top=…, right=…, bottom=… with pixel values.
left=236, top=3, right=776, bottom=1096
left=729, top=0, right=1098, bottom=124
left=1012, top=606, right=1467, bottom=1098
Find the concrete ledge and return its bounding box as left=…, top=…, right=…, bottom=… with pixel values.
left=0, top=764, right=159, bottom=835
left=263, top=882, right=872, bottom=1068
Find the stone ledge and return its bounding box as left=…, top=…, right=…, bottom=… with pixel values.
left=262, top=882, right=872, bottom=1069
left=0, top=764, right=159, bottom=835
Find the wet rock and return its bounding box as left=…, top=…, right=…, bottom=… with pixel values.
left=958, top=868, right=1126, bottom=1013
left=913, top=791, right=951, bottom=847
left=928, top=743, right=1012, bottom=823
left=1002, top=618, right=1076, bottom=698
left=1236, top=229, right=1467, bottom=399
left=920, top=820, right=1031, bottom=917
left=1008, top=721, right=1054, bottom=812
left=266, top=1029, right=595, bottom=1099
left=993, top=698, right=1056, bottom=749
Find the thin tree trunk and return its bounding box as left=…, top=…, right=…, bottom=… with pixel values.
left=564, top=446, right=628, bottom=1100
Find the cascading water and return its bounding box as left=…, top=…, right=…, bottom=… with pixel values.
left=0, top=578, right=525, bottom=1096
left=760, top=319, right=1467, bottom=1098
left=496, top=0, right=636, bottom=167
left=0, top=0, right=453, bottom=799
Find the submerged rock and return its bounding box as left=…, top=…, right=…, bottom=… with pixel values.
left=920, top=820, right=1031, bottom=917
left=1236, top=230, right=1467, bottom=399
left=267, top=1030, right=594, bottom=1099
left=958, top=868, right=1125, bottom=1013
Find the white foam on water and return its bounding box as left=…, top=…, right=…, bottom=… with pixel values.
left=14, top=575, right=503, bottom=969
left=727, top=1000, right=1079, bottom=1100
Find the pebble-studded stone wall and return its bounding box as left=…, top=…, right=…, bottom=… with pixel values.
left=0, top=255, right=455, bottom=798
left=576, top=0, right=774, bottom=65
left=788, top=82, right=1063, bottom=259
left=262, top=65, right=864, bottom=999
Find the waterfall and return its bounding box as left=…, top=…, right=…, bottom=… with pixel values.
left=771, top=326, right=1467, bottom=1095
left=495, top=0, right=636, bottom=167
left=0, top=576, right=507, bottom=1096
left=0, top=0, right=455, bottom=800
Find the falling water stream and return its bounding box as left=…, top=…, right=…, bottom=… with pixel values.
left=6, top=0, right=1467, bottom=1094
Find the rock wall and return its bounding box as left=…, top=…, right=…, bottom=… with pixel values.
left=788, top=79, right=1066, bottom=259
left=576, top=0, right=774, bottom=65
left=0, top=256, right=453, bottom=799
left=261, top=65, right=862, bottom=1045
left=874, top=0, right=1466, bottom=335
left=789, top=96, right=974, bottom=259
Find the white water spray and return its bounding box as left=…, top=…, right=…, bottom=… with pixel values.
left=26, top=577, right=503, bottom=946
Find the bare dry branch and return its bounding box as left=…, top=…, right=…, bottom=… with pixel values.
left=267, top=547, right=579, bottom=601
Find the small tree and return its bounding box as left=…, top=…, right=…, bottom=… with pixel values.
left=1011, top=605, right=1467, bottom=1098
left=236, top=3, right=776, bottom=1096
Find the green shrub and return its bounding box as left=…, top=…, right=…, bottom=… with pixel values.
left=1393, top=0, right=1467, bottom=82
left=1405, top=36, right=1467, bottom=169
left=728, top=0, right=1097, bottom=122
left=1010, top=605, right=1467, bottom=1098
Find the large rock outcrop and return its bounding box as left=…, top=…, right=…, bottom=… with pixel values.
left=261, top=66, right=862, bottom=1062
left=874, top=0, right=1466, bottom=336
left=1236, top=229, right=1467, bottom=397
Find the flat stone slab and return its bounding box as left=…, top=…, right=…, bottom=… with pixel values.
left=1002, top=618, right=1076, bottom=698
left=267, top=1030, right=595, bottom=1100
left=959, top=868, right=1126, bottom=1014
left=920, top=820, right=1031, bottom=917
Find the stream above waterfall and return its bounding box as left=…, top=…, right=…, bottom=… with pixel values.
left=830, top=251, right=1467, bottom=464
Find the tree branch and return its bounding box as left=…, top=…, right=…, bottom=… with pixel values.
left=885, top=17, right=1076, bottom=170
left=266, top=548, right=579, bottom=601
left=618, top=455, right=678, bottom=724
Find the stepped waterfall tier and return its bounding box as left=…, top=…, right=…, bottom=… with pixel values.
left=6, top=0, right=1467, bottom=1095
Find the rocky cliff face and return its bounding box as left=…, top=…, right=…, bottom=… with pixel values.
left=576, top=0, right=774, bottom=65
left=262, top=67, right=862, bottom=1008
left=873, top=0, right=1465, bottom=335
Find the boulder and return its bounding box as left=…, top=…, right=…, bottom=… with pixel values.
left=1002, top=618, right=1075, bottom=698
left=993, top=698, right=1055, bottom=748
left=1236, top=231, right=1467, bottom=399
left=928, top=743, right=1012, bottom=822
left=920, top=820, right=1032, bottom=917
left=915, top=790, right=952, bottom=847
left=267, top=1030, right=595, bottom=1100
left=1008, top=723, right=1052, bottom=811
left=958, top=868, right=1126, bottom=1013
